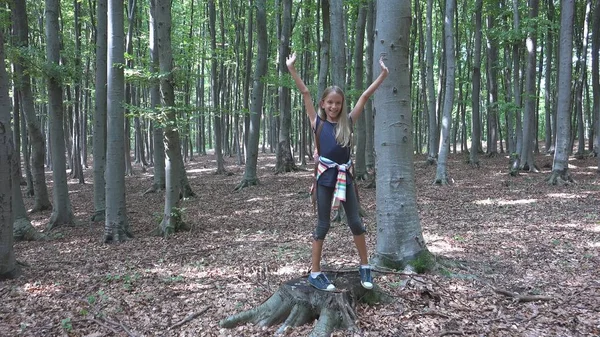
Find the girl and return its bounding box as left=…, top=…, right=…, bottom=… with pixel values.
left=286, top=52, right=389, bottom=291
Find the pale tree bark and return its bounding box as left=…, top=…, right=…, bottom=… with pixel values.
left=123, top=0, right=136, bottom=176
left=10, top=0, right=52, bottom=212
left=519, top=0, right=540, bottom=173
left=592, top=0, right=599, bottom=165
left=574, top=1, right=591, bottom=158
left=510, top=0, right=522, bottom=155
left=373, top=0, right=428, bottom=269
left=434, top=0, right=456, bottom=185
left=208, top=0, right=226, bottom=174
left=425, top=0, right=438, bottom=163
left=156, top=0, right=190, bottom=236
left=71, top=0, right=85, bottom=184
left=275, top=0, right=296, bottom=173
left=469, top=0, right=482, bottom=167
left=364, top=0, right=375, bottom=170
left=544, top=0, right=555, bottom=153
left=329, top=0, right=345, bottom=88
left=92, top=0, right=107, bottom=222
left=549, top=0, right=575, bottom=184
left=353, top=3, right=368, bottom=180
left=144, top=0, right=165, bottom=195
left=46, top=0, right=74, bottom=230
left=236, top=0, right=266, bottom=191
left=485, top=14, right=499, bottom=155
left=0, top=28, right=20, bottom=279
left=104, top=0, right=131, bottom=242
left=317, top=0, right=330, bottom=101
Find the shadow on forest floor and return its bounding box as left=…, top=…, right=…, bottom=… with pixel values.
left=2, top=152, right=599, bottom=336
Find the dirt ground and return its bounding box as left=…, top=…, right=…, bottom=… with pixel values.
left=1, top=152, right=599, bottom=337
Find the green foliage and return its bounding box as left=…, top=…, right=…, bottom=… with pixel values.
left=60, top=317, right=73, bottom=332
left=410, top=251, right=436, bottom=274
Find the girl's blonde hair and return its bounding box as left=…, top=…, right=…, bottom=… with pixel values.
left=318, top=86, right=352, bottom=148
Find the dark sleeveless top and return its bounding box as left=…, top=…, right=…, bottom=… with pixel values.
left=315, top=116, right=353, bottom=187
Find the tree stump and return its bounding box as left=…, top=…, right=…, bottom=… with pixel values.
left=220, top=272, right=392, bottom=337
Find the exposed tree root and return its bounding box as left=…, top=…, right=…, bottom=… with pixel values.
left=143, top=184, right=164, bottom=196
left=90, top=210, right=105, bottom=223
left=546, top=170, right=575, bottom=185
left=220, top=273, right=392, bottom=336
left=434, top=177, right=450, bottom=186
left=13, top=217, right=46, bottom=241
left=234, top=178, right=260, bottom=191
left=493, top=287, right=554, bottom=303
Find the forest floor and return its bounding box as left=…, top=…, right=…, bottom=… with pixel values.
left=1, top=152, right=599, bottom=337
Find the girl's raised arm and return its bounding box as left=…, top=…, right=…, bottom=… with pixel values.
left=286, top=53, right=317, bottom=128
left=349, top=55, right=389, bottom=122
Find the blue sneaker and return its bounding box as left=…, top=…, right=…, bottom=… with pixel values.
left=359, top=266, right=373, bottom=289
left=308, top=273, right=336, bottom=291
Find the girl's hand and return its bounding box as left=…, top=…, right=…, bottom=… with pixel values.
left=379, top=55, right=389, bottom=75
left=286, top=53, right=297, bottom=69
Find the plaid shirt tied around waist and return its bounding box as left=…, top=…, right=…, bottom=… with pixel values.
left=314, top=156, right=352, bottom=210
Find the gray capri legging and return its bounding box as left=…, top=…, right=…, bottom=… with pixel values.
left=313, top=183, right=366, bottom=240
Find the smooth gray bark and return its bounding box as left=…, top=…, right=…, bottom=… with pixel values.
left=592, top=0, right=599, bottom=165
left=372, top=0, right=427, bottom=269
left=46, top=0, right=74, bottom=229
left=426, top=0, right=438, bottom=162
left=146, top=0, right=165, bottom=194
left=469, top=0, right=482, bottom=166
left=549, top=0, right=574, bottom=184
left=353, top=3, right=368, bottom=179
left=434, top=0, right=456, bottom=185
left=208, top=0, right=226, bottom=174
left=92, top=0, right=107, bottom=222
left=0, top=28, right=19, bottom=279
left=275, top=0, right=295, bottom=173
left=156, top=0, right=189, bottom=235
left=519, top=0, right=540, bottom=172
left=317, top=0, right=330, bottom=101
left=364, top=0, right=375, bottom=169
left=544, top=0, right=555, bottom=153
left=11, top=0, right=52, bottom=212
left=104, top=0, right=131, bottom=242
left=485, top=14, right=499, bottom=155
left=329, top=0, right=345, bottom=88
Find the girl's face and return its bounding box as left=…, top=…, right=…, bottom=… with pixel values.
left=320, top=92, right=344, bottom=122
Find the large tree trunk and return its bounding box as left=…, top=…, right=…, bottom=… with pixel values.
left=156, top=0, right=190, bottom=236
left=549, top=0, right=574, bottom=185
left=317, top=0, right=330, bottom=101
left=46, top=0, right=74, bottom=229
left=208, top=0, right=226, bottom=174
left=236, top=0, right=267, bottom=191
left=275, top=0, right=296, bottom=173
left=11, top=0, right=52, bottom=212
left=434, top=0, right=456, bottom=185
left=372, top=0, right=428, bottom=269
left=469, top=0, right=482, bottom=167
left=519, top=0, right=540, bottom=173
left=220, top=273, right=391, bottom=337
left=0, top=28, right=20, bottom=280
left=104, top=0, right=131, bottom=242
left=92, top=0, right=107, bottom=222
left=364, top=0, right=375, bottom=169
left=485, top=14, right=499, bottom=156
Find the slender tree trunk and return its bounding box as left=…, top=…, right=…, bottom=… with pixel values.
left=317, top=0, right=330, bottom=101
left=434, top=0, right=456, bottom=185
left=208, top=0, right=226, bottom=174
left=236, top=0, right=266, bottom=191
left=46, top=0, right=74, bottom=229
left=592, top=0, right=600, bottom=163
left=373, top=0, right=428, bottom=269
left=486, top=14, right=499, bottom=155
left=145, top=0, right=165, bottom=194
left=353, top=3, right=368, bottom=180
left=0, top=26, right=19, bottom=277
left=92, top=0, right=108, bottom=222
left=11, top=0, right=52, bottom=212
left=574, top=1, right=591, bottom=157
left=426, top=0, right=438, bottom=163
left=105, top=0, right=131, bottom=242
left=469, top=0, right=482, bottom=167
left=544, top=0, right=555, bottom=153
left=519, top=0, right=540, bottom=172
left=365, top=0, right=375, bottom=169
left=549, top=0, right=575, bottom=184
left=156, top=0, right=190, bottom=235
left=329, top=0, right=345, bottom=88
left=276, top=0, right=296, bottom=173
